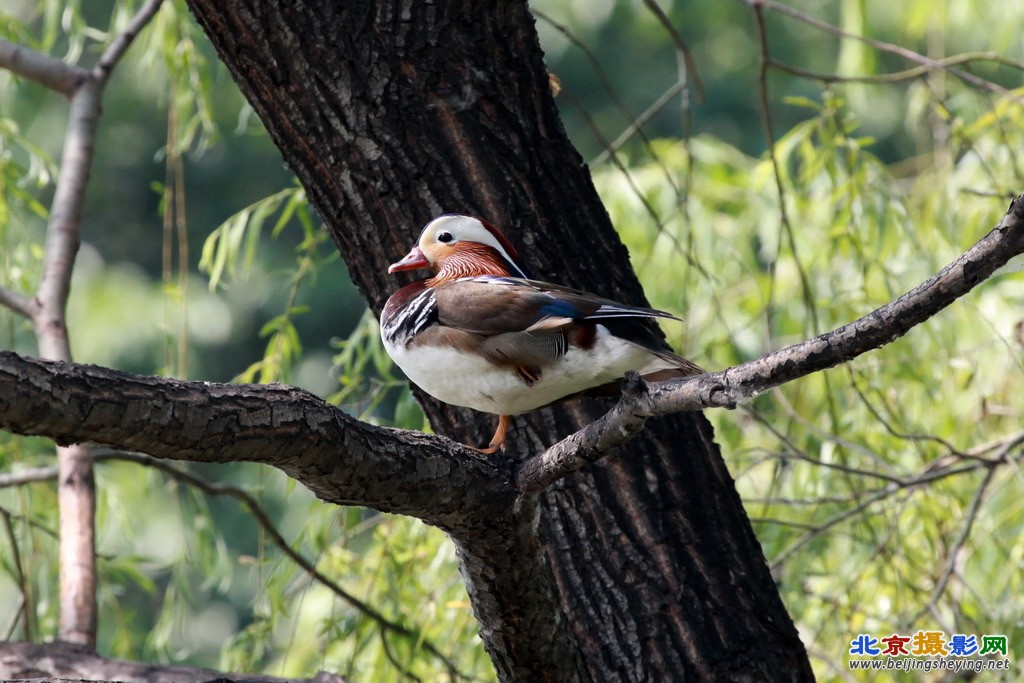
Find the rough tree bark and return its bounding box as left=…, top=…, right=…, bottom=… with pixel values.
left=0, top=641, right=346, bottom=683
left=180, top=1, right=811, bottom=680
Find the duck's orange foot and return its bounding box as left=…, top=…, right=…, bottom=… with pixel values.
left=467, top=414, right=512, bottom=454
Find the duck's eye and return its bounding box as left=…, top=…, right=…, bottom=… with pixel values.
left=436, top=231, right=454, bottom=243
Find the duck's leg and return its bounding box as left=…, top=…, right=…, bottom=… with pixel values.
left=473, top=414, right=512, bottom=454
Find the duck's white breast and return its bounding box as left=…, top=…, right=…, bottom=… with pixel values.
left=382, top=324, right=673, bottom=415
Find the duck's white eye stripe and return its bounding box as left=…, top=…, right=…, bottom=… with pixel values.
left=421, top=215, right=527, bottom=276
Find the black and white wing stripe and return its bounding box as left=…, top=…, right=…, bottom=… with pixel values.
left=382, top=288, right=437, bottom=345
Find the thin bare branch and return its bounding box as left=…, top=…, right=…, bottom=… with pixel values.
left=2, top=595, right=26, bottom=641
left=768, top=388, right=898, bottom=474
left=767, top=440, right=1024, bottom=573
left=741, top=406, right=904, bottom=485
left=531, top=7, right=691, bottom=218
left=18, top=0, right=164, bottom=650
left=0, top=39, right=86, bottom=96
left=0, top=286, right=37, bottom=319
left=769, top=471, right=934, bottom=570
left=590, top=78, right=688, bottom=167
left=529, top=3, right=708, bottom=292
left=0, top=465, right=58, bottom=489
left=847, top=374, right=964, bottom=456
left=92, top=0, right=165, bottom=80
left=750, top=3, right=820, bottom=342
left=767, top=51, right=1024, bottom=85
left=915, top=465, right=997, bottom=624
left=638, top=0, right=704, bottom=99
left=744, top=0, right=1024, bottom=107
left=0, top=508, right=34, bottom=640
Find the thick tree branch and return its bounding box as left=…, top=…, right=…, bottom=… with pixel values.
left=517, top=191, right=1024, bottom=494
left=0, top=352, right=510, bottom=528
left=0, top=641, right=346, bottom=683
left=0, top=351, right=580, bottom=678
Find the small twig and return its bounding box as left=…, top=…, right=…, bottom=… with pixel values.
left=0, top=502, right=60, bottom=542
left=767, top=486, right=895, bottom=569
left=749, top=516, right=821, bottom=531
left=769, top=457, right=997, bottom=571
left=745, top=492, right=877, bottom=506
left=378, top=629, right=423, bottom=683
left=2, top=595, right=26, bottom=641
left=0, top=508, right=34, bottom=640
left=744, top=0, right=1024, bottom=108
left=557, top=89, right=687, bottom=265
left=847, top=374, right=964, bottom=456
left=92, top=0, right=166, bottom=79
left=765, top=51, right=1024, bottom=85
left=741, top=406, right=904, bottom=484
left=638, top=0, right=704, bottom=99
left=532, top=8, right=692, bottom=226
left=968, top=430, right=1024, bottom=462
left=589, top=78, right=689, bottom=167
left=768, top=388, right=897, bottom=474
left=0, top=287, right=37, bottom=319
left=0, top=466, right=59, bottom=489
left=914, top=464, right=997, bottom=624
left=750, top=3, right=820, bottom=341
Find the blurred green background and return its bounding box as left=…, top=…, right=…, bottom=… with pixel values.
left=1, top=0, right=1023, bottom=680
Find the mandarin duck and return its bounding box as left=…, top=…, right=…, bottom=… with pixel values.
left=380, top=215, right=703, bottom=453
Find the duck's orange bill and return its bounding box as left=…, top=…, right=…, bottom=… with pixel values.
left=388, top=246, right=429, bottom=273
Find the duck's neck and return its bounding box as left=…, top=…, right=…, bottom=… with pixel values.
left=426, top=243, right=524, bottom=286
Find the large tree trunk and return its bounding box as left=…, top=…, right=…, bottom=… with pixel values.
left=184, top=0, right=812, bottom=680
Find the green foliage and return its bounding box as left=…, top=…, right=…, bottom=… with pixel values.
left=0, top=116, right=50, bottom=344
left=600, top=87, right=1024, bottom=680
left=136, top=0, right=218, bottom=154
left=200, top=188, right=304, bottom=291
left=209, top=190, right=330, bottom=385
